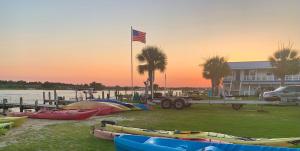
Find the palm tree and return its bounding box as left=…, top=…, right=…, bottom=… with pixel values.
left=202, top=56, right=231, bottom=96
left=269, top=46, right=300, bottom=86
left=137, top=46, right=167, bottom=99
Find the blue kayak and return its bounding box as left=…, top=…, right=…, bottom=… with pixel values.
left=114, top=134, right=300, bottom=151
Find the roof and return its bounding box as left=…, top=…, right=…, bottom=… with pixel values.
left=227, top=61, right=273, bottom=70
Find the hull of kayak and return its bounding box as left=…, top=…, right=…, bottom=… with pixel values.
left=0, top=116, right=27, bottom=127
left=106, top=124, right=300, bottom=146
left=29, top=109, right=97, bottom=120
left=115, top=134, right=300, bottom=151
left=94, top=99, right=136, bottom=108
left=63, top=101, right=127, bottom=113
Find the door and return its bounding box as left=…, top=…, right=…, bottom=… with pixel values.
left=282, top=86, right=297, bottom=101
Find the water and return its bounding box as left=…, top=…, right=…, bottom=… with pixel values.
left=0, top=90, right=182, bottom=104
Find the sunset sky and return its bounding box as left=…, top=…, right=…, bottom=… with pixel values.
left=1, top=0, right=300, bottom=87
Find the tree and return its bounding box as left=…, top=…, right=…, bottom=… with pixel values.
left=269, top=46, right=300, bottom=86
left=89, top=82, right=105, bottom=90
left=153, top=84, right=159, bottom=92
left=202, top=56, right=231, bottom=96
left=137, top=46, right=167, bottom=99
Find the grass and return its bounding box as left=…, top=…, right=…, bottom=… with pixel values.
left=1, top=104, right=300, bottom=151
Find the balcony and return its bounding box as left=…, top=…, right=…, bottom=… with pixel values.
left=243, top=75, right=300, bottom=81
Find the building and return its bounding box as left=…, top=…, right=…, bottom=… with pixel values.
left=223, top=61, right=300, bottom=96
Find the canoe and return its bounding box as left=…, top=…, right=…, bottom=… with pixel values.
left=0, top=116, right=27, bottom=127
left=29, top=109, right=98, bottom=120
left=114, top=134, right=300, bottom=151
left=105, top=124, right=300, bottom=146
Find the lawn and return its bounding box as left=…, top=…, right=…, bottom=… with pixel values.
left=1, top=104, right=300, bottom=151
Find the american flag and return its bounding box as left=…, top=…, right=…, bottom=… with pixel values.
left=132, top=29, right=146, bottom=43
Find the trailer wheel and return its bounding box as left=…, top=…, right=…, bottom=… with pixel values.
left=161, top=99, right=172, bottom=109
left=174, top=99, right=185, bottom=110
left=232, top=104, right=243, bottom=110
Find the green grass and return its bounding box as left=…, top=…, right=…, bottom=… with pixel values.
left=1, top=104, right=300, bottom=151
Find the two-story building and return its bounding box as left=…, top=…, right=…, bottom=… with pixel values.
left=223, top=61, right=300, bottom=96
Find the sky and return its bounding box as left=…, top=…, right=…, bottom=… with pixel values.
left=0, top=0, right=300, bottom=87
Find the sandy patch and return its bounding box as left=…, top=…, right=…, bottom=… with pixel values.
left=0, top=115, right=134, bottom=148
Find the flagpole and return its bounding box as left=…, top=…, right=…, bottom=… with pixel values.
left=131, top=26, right=133, bottom=96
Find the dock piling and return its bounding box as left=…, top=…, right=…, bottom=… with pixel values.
left=102, top=91, right=104, bottom=99
left=20, top=97, right=23, bottom=112
left=43, top=92, right=46, bottom=104
left=2, top=99, right=7, bottom=114
left=35, top=100, right=39, bottom=111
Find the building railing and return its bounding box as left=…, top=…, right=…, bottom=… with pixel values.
left=224, top=75, right=300, bottom=82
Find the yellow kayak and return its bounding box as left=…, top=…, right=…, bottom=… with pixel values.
left=0, top=116, right=27, bottom=127
left=104, top=124, right=300, bottom=146
left=63, top=101, right=130, bottom=111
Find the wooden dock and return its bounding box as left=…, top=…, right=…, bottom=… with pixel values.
left=0, top=97, right=77, bottom=114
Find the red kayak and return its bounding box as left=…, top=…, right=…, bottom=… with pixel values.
left=26, top=109, right=98, bottom=120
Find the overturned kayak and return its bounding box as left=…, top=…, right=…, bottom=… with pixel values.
left=105, top=124, right=300, bottom=146
left=63, top=101, right=128, bottom=115
left=94, top=99, right=136, bottom=108
left=0, top=116, right=27, bottom=127
left=29, top=109, right=98, bottom=120
left=115, top=134, right=300, bottom=151
left=94, top=99, right=151, bottom=111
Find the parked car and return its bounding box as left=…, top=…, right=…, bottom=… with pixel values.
left=263, top=85, right=300, bottom=102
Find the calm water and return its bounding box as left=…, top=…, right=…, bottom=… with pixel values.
left=0, top=90, right=181, bottom=104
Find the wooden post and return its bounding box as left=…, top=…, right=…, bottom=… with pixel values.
left=53, top=90, right=58, bottom=108
left=75, top=90, right=78, bottom=101
left=19, top=97, right=23, bottom=112
left=35, top=100, right=39, bottom=111
left=43, top=92, right=46, bottom=104
left=48, top=91, right=51, bottom=100
left=107, top=91, right=110, bottom=99
left=102, top=91, right=104, bottom=99
left=2, top=99, right=7, bottom=114
left=115, top=90, right=117, bottom=100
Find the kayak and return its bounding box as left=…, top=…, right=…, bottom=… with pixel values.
left=115, top=134, right=300, bottom=151
left=29, top=109, right=98, bottom=120
left=105, top=124, right=300, bottom=146
left=0, top=116, right=27, bottom=127
left=94, top=99, right=137, bottom=108
left=63, top=101, right=128, bottom=114
left=93, top=126, right=225, bottom=143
